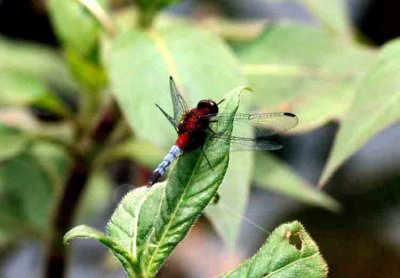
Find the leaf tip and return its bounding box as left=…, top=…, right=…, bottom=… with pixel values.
left=63, top=225, right=104, bottom=245
left=242, top=86, right=254, bottom=93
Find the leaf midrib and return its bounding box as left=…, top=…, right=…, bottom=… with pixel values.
left=265, top=252, right=320, bottom=277
left=131, top=190, right=153, bottom=257
left=143, top=152, right=205, bottom=276
left=321, top=88, right=400, bottom=184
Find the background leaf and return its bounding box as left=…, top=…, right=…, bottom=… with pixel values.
left=205, top=145, right=252, bottom=249
left=0, top=153, right=55, bottom=238
left=254, top=153, right=340, bottom=211
left=300, top=0, right=352, bottom=39
left=0, top=36, right=78, bottom=94
left=64, top=225, right=137, bottom=277
left=48, top=0, right=106, bottom=59
left=236, top=24, right=376, bottom=132
left=222, top=221, right=328, bottom=278
left=319, top=39, right=400, bottom=185
left=95, top=138, right=166, bottom=169
left=0, top=71, right=69, bottom=116
left=64, top=48, right=108, bottom=92
left=136, top=0, right=182, bottom=12
left=107, top=25, right=243, bottom=148
left=0, top=124, right=28, bottom=161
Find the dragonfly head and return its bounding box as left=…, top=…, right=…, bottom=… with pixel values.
left=197, top=99, right=219, bottom=115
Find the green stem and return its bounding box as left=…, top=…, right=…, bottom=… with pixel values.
left=138, top=9, right=155, bottom=29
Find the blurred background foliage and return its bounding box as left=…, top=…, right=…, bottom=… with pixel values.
left=0, top=0, right=399, bottom=277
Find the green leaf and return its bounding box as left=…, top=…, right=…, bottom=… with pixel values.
left=0, top=70, right=70, bottom=116
left=135, top=86, right=245, bottom=276
left=30, top=141, right=69, bottom=189
left=254, top=153, right=340, bottom=211
left=107, top=25, right=248, bottom=247
left=0, top=124, right=28, bottom=161
left=65, top=48, right=108, bottom=92
left=0, top=71, right=48, bottom=105
left=0, top=36, right=79, bottom=94
left=300, top=0, right=352, bottom=40
left=95, top=138, right=166, bottom=169
left=65, top=86, right=245, bottom=277
left=136, top=0, right=181, bottom=10
left=48, top=0, right=106, bottom=59
left=64, top=225, right=137, bottom=277
left=222, top=221, right=328, bottom=278
left=0, top=154, right=55, bottom=237
left=205, top=147, right=253, bottom=249
left=236, top=24, right=376, bottom=132
left=205, top=91, right=254, bottom=249
left=106, top=184, right=164, bottom=275
left=107, top=25, right=243, bottom=148
left=77, top=170, right=113, bottom=219
left=135, top=0, right=182, bottom=24
left=319, top=39, right=400, bottom=185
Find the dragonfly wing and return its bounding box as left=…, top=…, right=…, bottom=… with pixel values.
left=207, top=112, right=298, bottom=137
left=203, top=112, right=297, bottom=152
left=169, top=76, right=189, bottom=122
left=155, top=104, right=178, bottom=130
left=207, top=133, right=282, bottom=152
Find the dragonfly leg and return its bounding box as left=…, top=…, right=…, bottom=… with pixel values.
left=200, top=146, right=213, bottom=170
left=207, top=126, right=216, bottom=133
left=211, top=192, right=220, bottom=205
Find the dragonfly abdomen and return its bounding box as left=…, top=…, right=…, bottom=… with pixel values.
left=147, top=145, right=182, bottom=187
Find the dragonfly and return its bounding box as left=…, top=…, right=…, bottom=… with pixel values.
left=146, top=77, right=298, bottom=186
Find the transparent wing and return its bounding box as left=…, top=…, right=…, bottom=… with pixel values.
left=208, top=134, right=282, bottom=152
left=205, top=112, right=298, bottom=152
left=169, top=76, right=189, bottom=122
left=155, top=104, right=178, bottom=130
left=208, top=112, right=298, bottom=136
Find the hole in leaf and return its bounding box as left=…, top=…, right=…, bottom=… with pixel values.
left=287, top=231, right=303, bottom=250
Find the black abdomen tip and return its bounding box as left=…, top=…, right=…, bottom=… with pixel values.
left=147, top=171, right=162, bottom=187
left=284, top=112, right=296, bottom=117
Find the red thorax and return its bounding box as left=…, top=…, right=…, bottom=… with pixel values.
left=175, top=107, right=210, bottom=150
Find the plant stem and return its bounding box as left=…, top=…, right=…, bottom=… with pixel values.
left=138, top=9, right=155, bottom=29
left=44, top=104, right=121, bottom=278
left=44, top=155, right=91, bottom=278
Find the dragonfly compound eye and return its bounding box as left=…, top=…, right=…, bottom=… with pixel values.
left=197, top=99, right=219, bottom=115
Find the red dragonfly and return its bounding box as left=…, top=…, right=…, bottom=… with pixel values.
left=147, top=77, right=298, bottom=186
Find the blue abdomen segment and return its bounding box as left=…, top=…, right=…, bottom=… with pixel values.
left=147, top=145, right=182, bottom=187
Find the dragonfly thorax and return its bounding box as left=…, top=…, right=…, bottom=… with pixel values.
left=176, top=101, right=218, bottom=150
left=146, top=76, right=298, bottom=187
